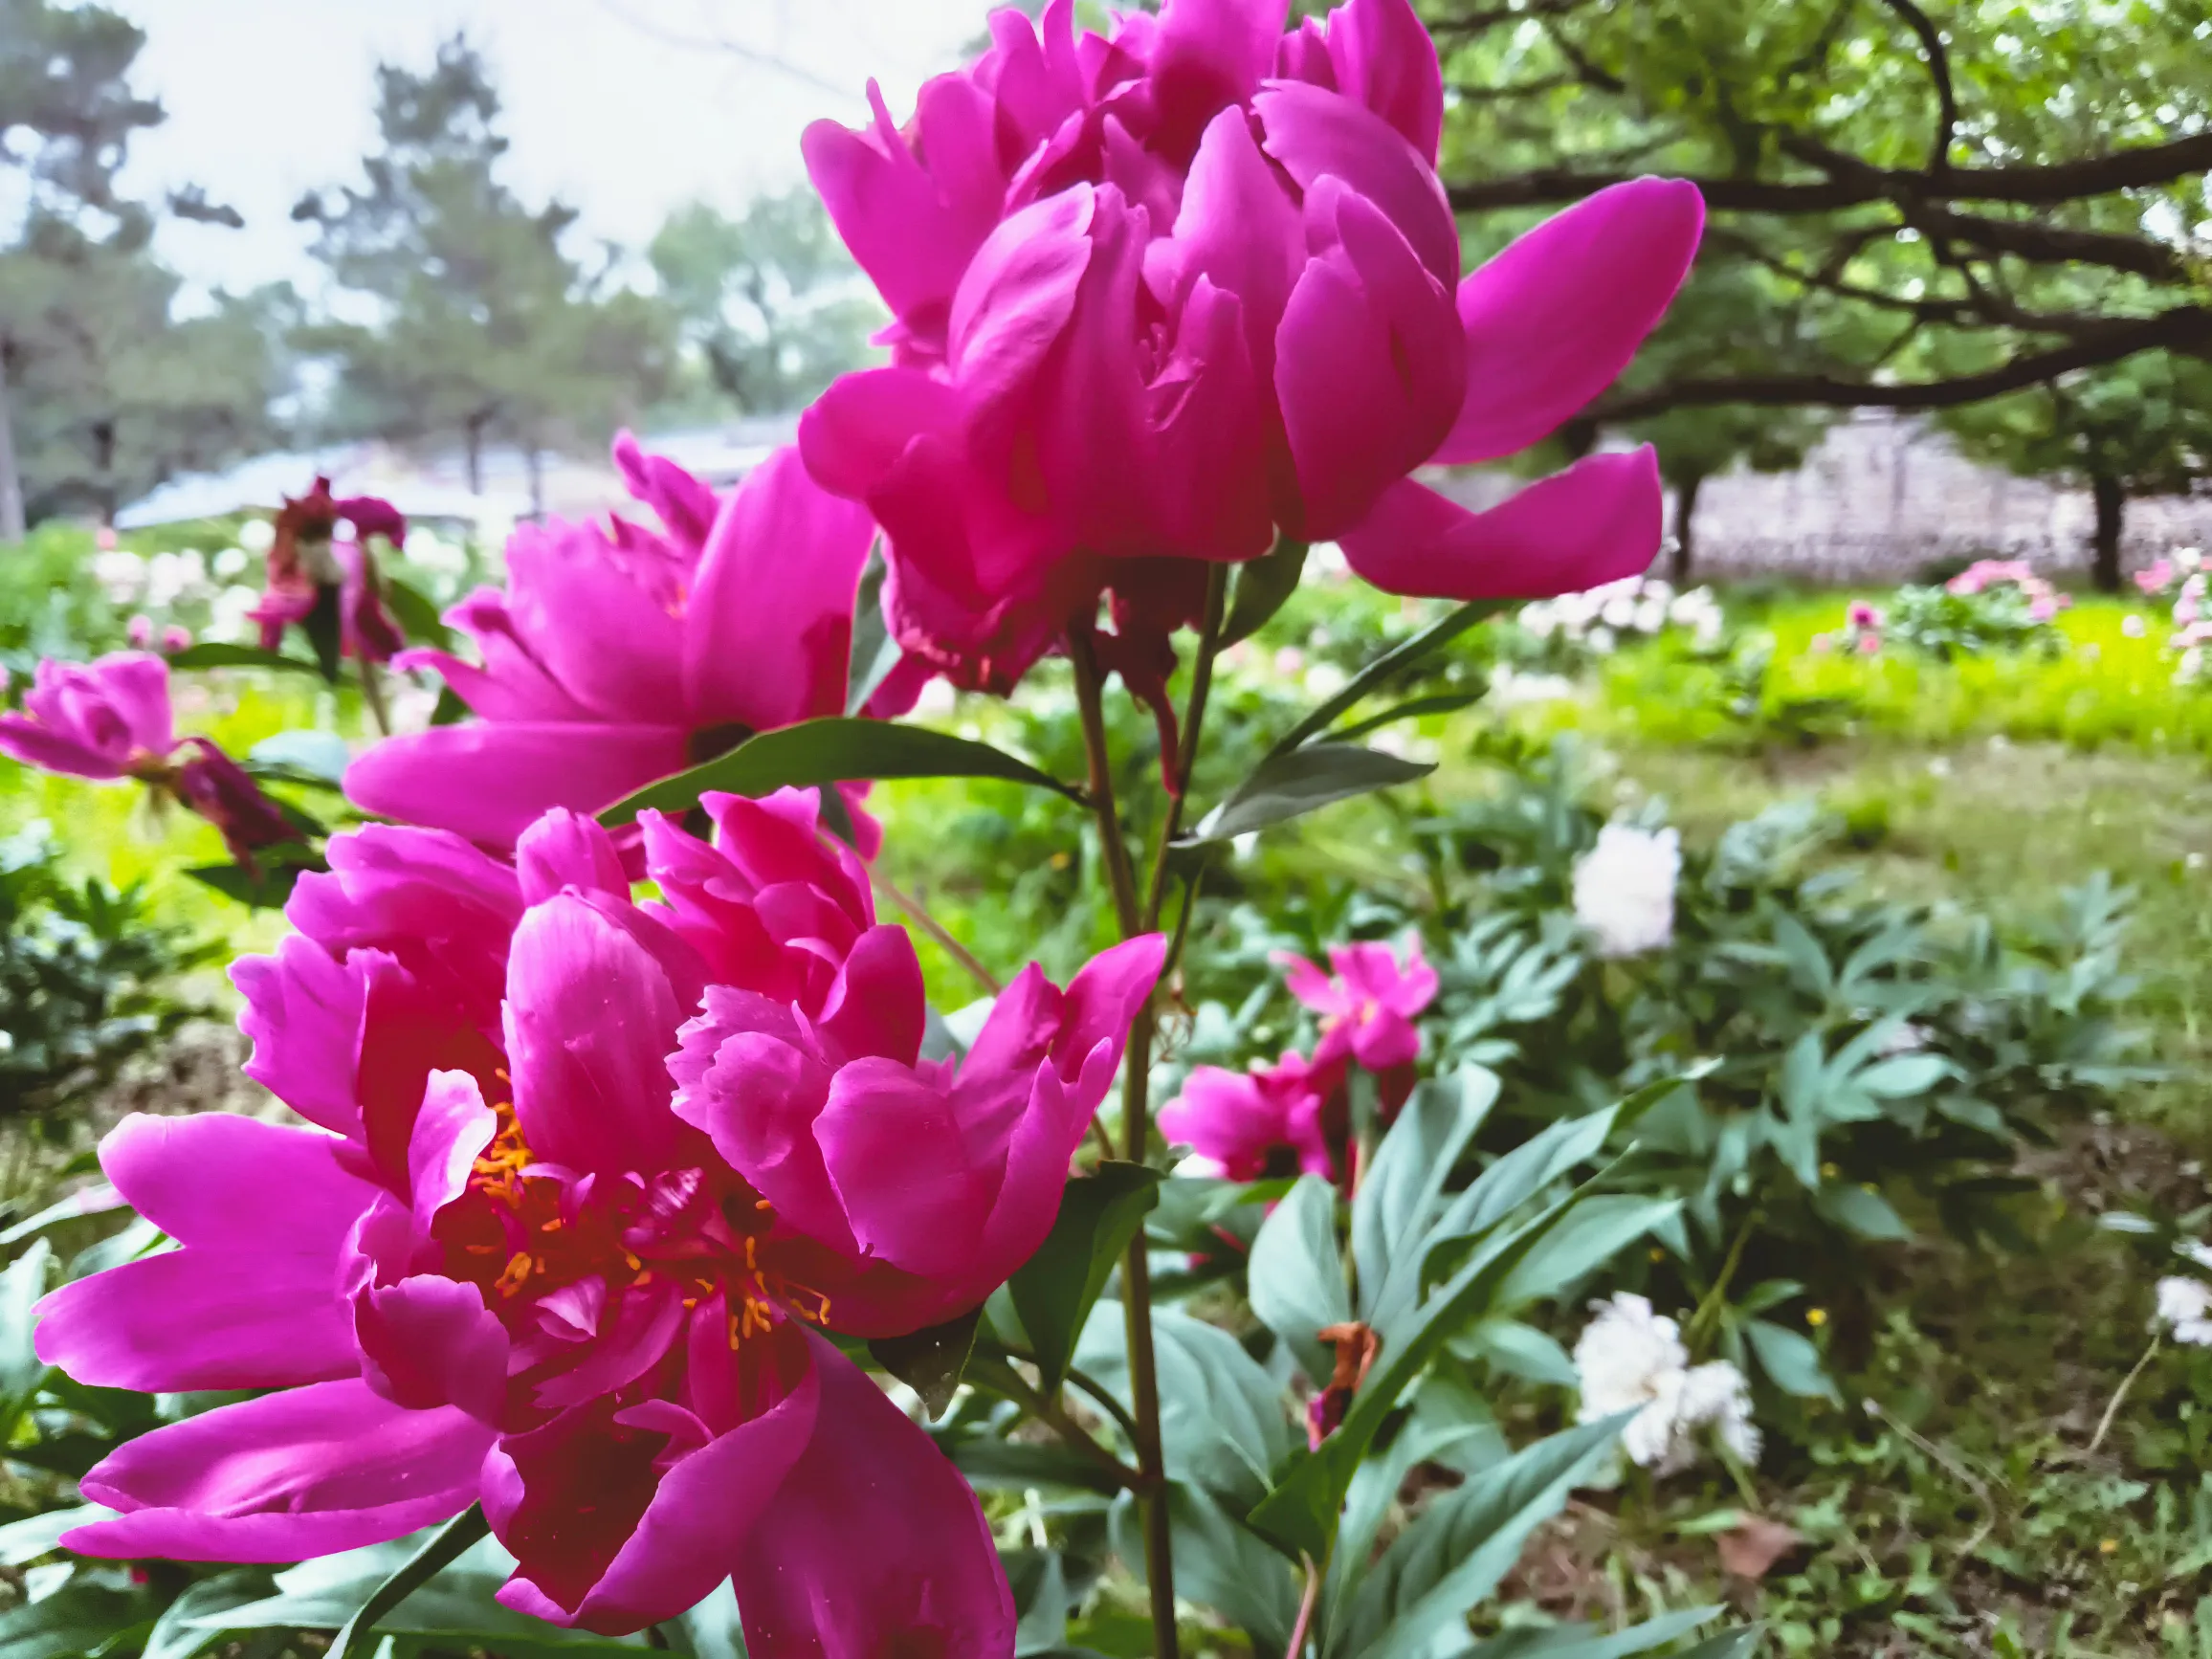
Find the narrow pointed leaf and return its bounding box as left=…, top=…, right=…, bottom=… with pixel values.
left=1008, top=1162, right=1163, bottom=1389
left=1267, top=598, right=1502, bottom=760
left=1219, top=537, right=1309, bottom=647
left=845, top=543, right=905, bottom=715
left=1188, top=743, right=1433, bottom=846
left=326, top=1505, right=490, bottom=1659
left=870, top=1304, right=984, bottom=1419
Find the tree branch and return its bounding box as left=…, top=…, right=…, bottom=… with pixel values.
left=1875, top=0, right=1958, bottom=173
left=1595, top=305, right=2212, bottom=419
left=1447, top=129, right=2212, bottom=213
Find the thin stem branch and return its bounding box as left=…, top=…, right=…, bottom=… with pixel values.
left=357, top=658, right=392, bottom=739
left=1285, top=1554, right=1321, bottom=1659
left=1141, top=564, right=1232, bottom=931
left=1066, top=1364, right=1144, bottom=1444
left=2087, top=1336, right=2159, bottom=1457
left=1066, top=620, right=1176, bottom=1659
left=871, top=874, right=1001, bottom=995
left=968, top=1358, right=1144, bottom=1490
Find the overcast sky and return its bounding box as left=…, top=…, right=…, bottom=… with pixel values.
left=118, top=0, right=993, bottom=297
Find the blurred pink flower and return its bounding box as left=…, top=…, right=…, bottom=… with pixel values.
left=162, top=624, right=192, bottom=653
left=126, top=614, right=155, bottom=649
left=347, top=437, right=924, bottom=857
left=1846, top=601, right=1882, bottom=630
left=1276, top=937, right=1436, bottom=1081
left=2137, top=558, right=2176, bottom=595
left=1161, top=1050, right=1337, bottom=1181
left=799, top=0, right=1703, bottom=699
left=250, top=477, right=408, bottom=666
left=1855, top=631, right=1883, bottom=655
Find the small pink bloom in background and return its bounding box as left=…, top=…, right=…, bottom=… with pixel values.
left=1277, top=937, right=1438, bottom=1085
left=162, top=624, right=192, bottom=653
left=126, top=614, right=155, bottom=650
left=96, top=527, right=118, bottom=551
left=2027, top=595, right=2058, bottom=623
left=1846, top=601, right=1882, bottom=630
left=250, top=477, right=409, bottom=666
left=2137, top=558, right=2176, bottom=595
left=0, top=653, right=299, bottom=864
left=347, top=437, right=924, bottom=859
left=799, top=0, right=1704, bottom=703
left=1161, top=1050, right=1337, bottom=1181
left=1856, top=631, right=1883, bottom=655
left=39, top=795, right=1160, bottom=1652
left=0, top=653, right=175, bottom=781
left=1809, top=632, right=1834, bottom=653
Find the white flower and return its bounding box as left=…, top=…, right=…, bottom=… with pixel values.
left=237, top=519, right=276, bottom=554
left=1573, top=1294, right=1760, bottom=1471
left=1303, top=663, right=1348, bottom=701
left=1600, top=593, right=1640, bottom=630
left=90, top=551, right=145, bottom=604
left=1586, top=625, right=1618, bottom=655
left=211, top=546, right=251, bottom=579
left=2157, top=1276, right=2212, bottom=1344
left=1573, top=824, right=1680, bottom=958
left=209, top=584, right=262, bottom=642
left=1632, top=599, right=1670, bottom=635
left=2122, top=614, right=2148, bottom=639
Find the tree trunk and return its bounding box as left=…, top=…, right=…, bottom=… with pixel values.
left=2090, top=473, right=2125, bottom=593
left=1670, top=472, right=1706, bottom=585
left=525, top=443, right=544, bottom=519
left=0, top=346, right=25, bottom=543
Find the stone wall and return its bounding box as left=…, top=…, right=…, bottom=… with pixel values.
left=1675, top=409, right=2212, bottom=585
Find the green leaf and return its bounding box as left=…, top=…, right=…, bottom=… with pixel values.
left=247, top=729, right=352, bottom=788
left=939, top=1436, right=1126, bottom=1496
left=1218, top=537, right=1309, bottom=648
left=1455, top=1318, right=1579, bottom=1386
left=1355, top=1068, right=1498, bottom=1331
left=1338, top=1415, right=1629, bottom=1659
left=1267, top=598, right=1498, bottom=760
left=1247, top=1174, right=1350, bottom=1385
left=1815, top=1183, right=1910, bottom=1243
left=1493, top=1195, right=1683, bottom=1310
left=164, top=642, right=326, bottom=678
left=380, top=575, right=453, bottom=650
left=1328, top=693, right=1482, bottom=745
left=326, top=1506, right=492, bottom=1659
left=1188, top=742, right=1434, bottom=846
left=1008, top=1162, right=1162, bottom=1391
left=1080, top=1304, right=1293, bottom=1509
left=662, top=1582, right=744, bottom=1659
left=184, top=854, right=315, bottom=910
left=0, top=1241, right=54, bottom=1422
left=1004, top=1548, right=1072, bottom=1656
left=1743, top=1319, right=1838, bottom=1401
left=1250, top=1165, right=1615, bottom=1560
left=1458, top=1605, right=1725, bottom=1659
left=1668, top=1628, right=1764, bottom=1659
left=1854, top=1054, right=1954, bottom=1098
left=1326, top=1377, right=1506, bottom=1626
left=600, top=718, right=1082, bottom=825
left=144, top=1572, right=278, bottom=1659
left=845, top=544, right=905, bottom=716
left=0, top=1584, right=153, bottom=1659
left=1153, top=1485, right=1300, bottom=1651
left=0, top=1506, right=103, bottom=1567
left=869, top=1304, right=984, bottom=1420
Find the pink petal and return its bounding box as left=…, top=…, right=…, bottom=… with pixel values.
left=504, top=895, right=690, bottom=1175
left=813, top=924, right=928, bottom=1067
left=1274, top=183, right=1465, bottom=539
left=730, top=1334, right=1013, bottom=1659
left=1338, top=451, right=1664, bottom=599
left=1433, top=178, right=1705, bottom=464
left=231, top=942, right=367, bottom=1139
left=683, top=449, right=875, bottom=735
left=1318, top=0, right=1445, bottom=162
left=516, top=809, right=631, bottom=904
left=345, top=722, right=690, bottom=850
left=355, top=1273, right=510, bottom=1421
left=1149, top=0, right=1292, bottom=159
left=499, top=523, right=689, bottom=720
left=949, top=188, right=1098, bottom=483
left=1148, top=276, right=1277, bottom=561
left=798, top=367, right=964, bottom=502
left=814, top=1058, right=993, bottom=1280
left=1252, top=81, right=1459, bottom=285
left=613, top=431, right=719, bottom=549
left=0, top=719, right=124, bottom=780
left=1273, top=951, right=1346, bottom=1015
left=1167, top=107, right=1308, bottom=389
left=67, top=1382, right=492, bottom=1561
left=96, top=1111, right=374, bottom=1254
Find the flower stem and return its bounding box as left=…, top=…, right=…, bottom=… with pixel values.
left=358, top=657, right=393, bottom=738
left=1142, top=564, right=1230, bottom=931
left=1068, top=626, right=1177, bottom=1659
left=1285, top=1553, right=1320, bottom=1659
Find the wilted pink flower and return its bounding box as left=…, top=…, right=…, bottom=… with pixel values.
left=40, top=795, right=1160, bottom=1651
left=347, top=437, right=921, bottom=858
left=250, top=477, right=408, bottom=666
left=1277, top=937, right=1436, bottom=1083
left=1161, top=1049, right=1337, bottom=1180
left=0, top=653, right=299, bottom=864
left=799, top=0, right=1703, bottom=698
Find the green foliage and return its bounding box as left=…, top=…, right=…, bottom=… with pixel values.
left=1880, top=582, right=2066, bottom=663
left=0, top=820, right=212, bottom=1123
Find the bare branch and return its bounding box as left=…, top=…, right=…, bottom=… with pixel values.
left=1595, top=305, right=2212, bottom=419
left=1874, top=0, right=1958, bottom=173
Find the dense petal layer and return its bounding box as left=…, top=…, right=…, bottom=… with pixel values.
left=346, top=722, right=690, bottom=850
left=1433, top=178, right=1706, bottom=464
left=1338, top=450, right=1665, bottom=600
left=731, top=1335, right=1014, bottom=1659
left=66, top=1382, right=493, bottom=1561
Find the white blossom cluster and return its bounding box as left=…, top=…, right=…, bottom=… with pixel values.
left=2154, top=1240, right=2212, bottom=1345
left=1573, top=1293, right=1760, bottom=1471
left=1572, top=823, right=1680, bottom=959
left=1517, top=576, right=1724, bottom=658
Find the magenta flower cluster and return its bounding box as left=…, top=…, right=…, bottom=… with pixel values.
left=39, top=792, right=1161, bottom=1654
left=1161, top=938, right=1436, bottom=1182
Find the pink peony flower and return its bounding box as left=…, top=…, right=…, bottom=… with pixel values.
left=1160, top=1049, right=1338, bottom=1181
left=162, top=624, right=193, bottom=653
left=1855, top=630, right=1883, bottom=655
left=126, top=614, right=155, bottom=649
left=1846, top=601, right=1882, bottom=630
left=39, top=794, right=1161, bottom=1651
left=347, top=437, right=923, bottom=858
left=798, top=0, right=1703, bottom=697
left=2137, top=558, right=2176, bottom=595
left=1276, top=936, right=1437, bottom=1083
left=0, top=653, right=301, bottom=867
left=250, top=477, right=408, bottom=666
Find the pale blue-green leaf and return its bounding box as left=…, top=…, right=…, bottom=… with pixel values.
left=1248, top=1174, right=1349, bottom=1384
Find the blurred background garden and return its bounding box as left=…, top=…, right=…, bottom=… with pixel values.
left=4, top=0, right=2212, bottom=1655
